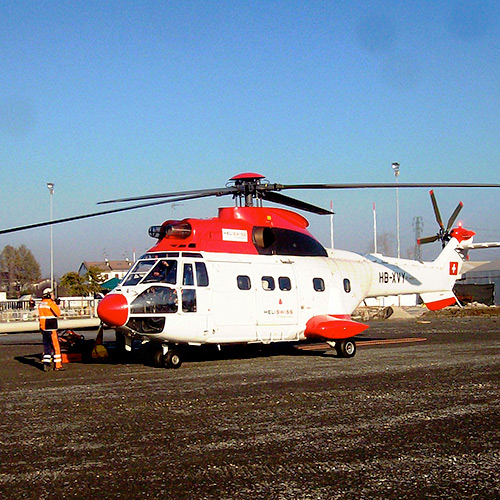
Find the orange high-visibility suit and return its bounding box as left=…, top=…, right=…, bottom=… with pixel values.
left=38, top=297, right=62, bottom=370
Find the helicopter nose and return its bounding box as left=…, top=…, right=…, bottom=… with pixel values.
left=97, top=293, right=129, bottom=327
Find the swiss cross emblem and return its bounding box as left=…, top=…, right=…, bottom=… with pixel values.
left=449, top=262, right=459, bottom=275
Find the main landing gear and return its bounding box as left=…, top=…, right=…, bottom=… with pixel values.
left=327, top=339, right=356, bottom=358
left=152, top=344, right=183, bottom=369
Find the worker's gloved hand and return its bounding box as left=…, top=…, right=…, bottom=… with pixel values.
left=55, top=298, right=61, bottom=305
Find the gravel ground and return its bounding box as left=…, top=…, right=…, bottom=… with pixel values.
left=0, top=317, right=499, bottom=499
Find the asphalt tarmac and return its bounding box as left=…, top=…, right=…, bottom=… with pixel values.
left=0, top=316, right=499, bottom=499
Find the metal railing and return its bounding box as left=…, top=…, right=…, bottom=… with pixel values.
left=0, top=297, right=100, bottom=323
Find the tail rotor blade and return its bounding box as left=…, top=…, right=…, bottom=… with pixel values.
left=446, top=201, right=463, bottom=231
left=418, top=235, right=440, bottom=245
left=429, top=190, right=444, bottom=230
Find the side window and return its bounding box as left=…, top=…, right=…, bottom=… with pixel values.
left=237, top=275, right=251, bottom=290
left=278, top=277, right=292, bottom=291
left=183, top=264, right=194, bottom=286
left=343, top=278, right=351, bottom=293
left=195, top=262, right=209, bottom=287
left=182, top=289, right=196, bottom=312
left=313, top=278, right=325, bottom=292
left=261, top=276, right=275, bottom=291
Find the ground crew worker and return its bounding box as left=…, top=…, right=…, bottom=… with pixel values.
left=38, top=288, right=64, bottom=371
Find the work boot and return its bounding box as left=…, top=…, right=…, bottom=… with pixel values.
left=43, top=364, right=52, bottom=372
left=54, top=367, right=65, bottom=371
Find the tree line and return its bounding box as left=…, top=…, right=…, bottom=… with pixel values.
left=0, top=245, right=105, bottom=298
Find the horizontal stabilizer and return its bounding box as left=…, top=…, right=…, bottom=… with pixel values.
left=305, top=315, right=369, bottom=340
left=461, top=242, right=500, bottom=250
left=420, top=291, right=457, bottom=311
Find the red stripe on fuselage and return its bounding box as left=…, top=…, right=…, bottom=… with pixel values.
left=425, top=297, right=456, bottom=311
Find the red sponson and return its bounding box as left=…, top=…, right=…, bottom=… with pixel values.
left=305, top=315, right=369, bottom=340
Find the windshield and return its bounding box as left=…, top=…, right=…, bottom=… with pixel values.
left=143, top=260, right=177, bottom=284
left=121, top=260, right=156, bottom=286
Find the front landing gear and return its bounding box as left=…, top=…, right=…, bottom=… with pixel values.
left=164, top=348, right=182, bottom=369
left=152, top=345, right=183, bottom=369
left=330, top=339, right=356, bottom=358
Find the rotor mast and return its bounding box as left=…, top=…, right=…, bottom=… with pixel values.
left=229, top=173, right=266, bottom=208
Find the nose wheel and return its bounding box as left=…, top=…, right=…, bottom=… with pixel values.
left=164, top=348, right=183, bottom=369
left=152, top=345, right=183, bottom=368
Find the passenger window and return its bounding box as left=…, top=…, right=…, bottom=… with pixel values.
left=313, top=278, right=325, bottom=292
left=182, top=289, right=197, bottom=312
left=343, top=278, right=351, bottom=293
left=195, top=262, right=209, bottom=287
left=261, top=276, right=275, bottom=291
left=279, top=277, right=291, bottom=291
left=183, top=264, right=194, bottom=286
left=237, top=275, right=251, bottom=290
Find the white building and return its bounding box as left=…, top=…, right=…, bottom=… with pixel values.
left=78, top=259, right=132, bottom=281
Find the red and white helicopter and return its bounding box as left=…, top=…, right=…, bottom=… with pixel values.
left=2, top=173, right=499, bottom=368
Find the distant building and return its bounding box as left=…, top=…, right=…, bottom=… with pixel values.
left=78, top=259, right=132, bottom=282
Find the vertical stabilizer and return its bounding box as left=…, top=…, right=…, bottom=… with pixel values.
left=419, top=226, right=475, bottom=310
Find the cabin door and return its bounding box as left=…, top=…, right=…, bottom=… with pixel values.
left=255, top=263, right=298, bottom=341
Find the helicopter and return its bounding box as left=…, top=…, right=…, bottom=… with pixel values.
left=2, top=173, right=499, bottom=368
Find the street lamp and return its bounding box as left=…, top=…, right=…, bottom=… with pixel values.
left=47, top=182, right=55, bottom=291
left=392, top=163, right=400, bottom=261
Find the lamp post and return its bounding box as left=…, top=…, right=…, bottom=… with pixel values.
left=392, top=163, right=400, bottom=261
left=47, top=182, right=55, bottom=291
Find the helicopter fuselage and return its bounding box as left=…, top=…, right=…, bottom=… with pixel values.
left=97, top=206, right=472, bottom=351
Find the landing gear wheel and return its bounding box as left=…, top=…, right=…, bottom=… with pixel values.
left=164, top=348, right=183, bottom=369
left=152, top=348, right=165, bottom=368
left=336, top=339, right=356, bottom=358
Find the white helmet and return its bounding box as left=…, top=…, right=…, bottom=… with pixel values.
left=42, top=288, right=53, bottom=297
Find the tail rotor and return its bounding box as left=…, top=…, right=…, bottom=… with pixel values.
left=418, top=190, right=463, bottom=248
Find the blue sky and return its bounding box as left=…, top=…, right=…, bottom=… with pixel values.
left=1, top=0, right=499, bottom=276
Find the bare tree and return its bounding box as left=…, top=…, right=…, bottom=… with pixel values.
left=0, top=245, right=41, bottom=297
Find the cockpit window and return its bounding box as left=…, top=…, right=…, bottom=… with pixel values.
left=122, top=260, right=156, bottom=286
left=143, top=260, right=177, bottom=284
left=183, top=264, right=195, bottom=286
left=195, top=262, right=209, bottom=287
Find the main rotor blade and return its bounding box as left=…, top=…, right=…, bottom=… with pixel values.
left=417, top=235, right=440, bottom=245
left=261, top=191, right=333, bottom=215
left=446, top=201, right=464, bottom=231
left=429, top=190, right=445, bottom=230
left=0, top=193, right=218, bottom=236
left=273, top=182, right=500, bottom=190
left=99, top=186, right=234, bottom=204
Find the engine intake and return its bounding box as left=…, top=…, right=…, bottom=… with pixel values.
left=148, top=221, right=192, bottom=240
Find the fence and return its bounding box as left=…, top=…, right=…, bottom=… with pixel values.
left=0, top=297, right=100, bottom=323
